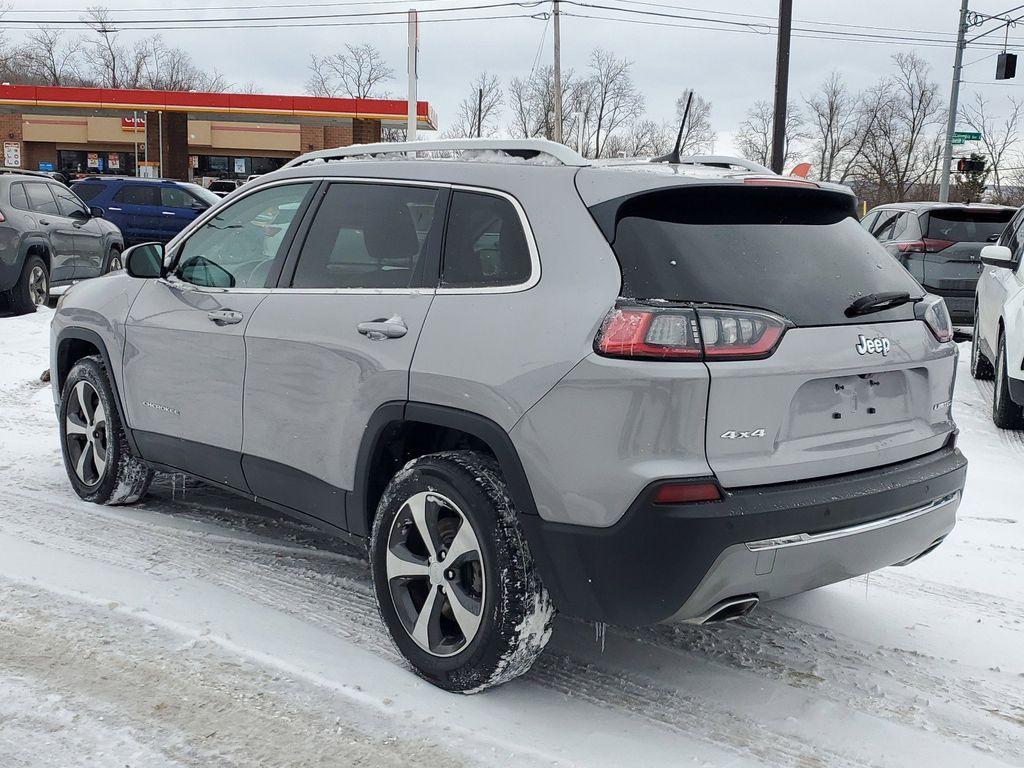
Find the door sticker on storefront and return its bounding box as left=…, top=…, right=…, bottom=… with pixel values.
left=108, top=154, right=120, bottom=170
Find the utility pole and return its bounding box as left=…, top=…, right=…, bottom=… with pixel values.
left=407, top=9, right=419, bottom=143
left=477, top=87, right=483, bottom=137
left=553, top=0, right=563, bottom=144
left=770, top=0, right=792, bottom=174
left=940, top=0, right=970, bottom=203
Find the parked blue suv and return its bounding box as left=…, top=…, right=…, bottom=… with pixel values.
left=71, top=177, right=220, bottom=246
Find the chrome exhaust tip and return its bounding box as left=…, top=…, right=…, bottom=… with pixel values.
left=685, top=595, right=760, bottom=625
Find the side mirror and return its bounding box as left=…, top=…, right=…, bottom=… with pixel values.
left=125, top=242, right=166, bottom=279
left=981, top=244, right=1016, bottom=269
left=191, top=201, right=209, bottom=211
left=89, top=206, right=104, bottom=218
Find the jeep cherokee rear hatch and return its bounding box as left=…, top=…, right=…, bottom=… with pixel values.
left=586, top=180, right=957, bottom=488
left=916, top=206, right=1015, bottom=295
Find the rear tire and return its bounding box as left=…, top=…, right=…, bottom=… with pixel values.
left=992, top=332, right=1024, bottom=430
left=370, top=451, right=554, bottom=693
left=5, top=254, right=48, bottom=315
left=970, top=309, right=994, bottom=380
left=59, top=356, right=153, bottom=504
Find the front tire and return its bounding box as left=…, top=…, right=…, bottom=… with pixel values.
left=370, top=451, right=554, bottom=693
left=104, top=246, right=123, bottom=274
left=59, top=356, right=153, bottom=504
left=970, top=310, right=994, bottom=380
left=993, top=332, right=1024, bottom=430
left=5, top=254, right=48, bottom=315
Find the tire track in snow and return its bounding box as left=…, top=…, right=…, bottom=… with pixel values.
left=3, top=484, right=1023, bottom=765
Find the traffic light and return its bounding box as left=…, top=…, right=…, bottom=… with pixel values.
left=956, top=157, right=986, bottom=174
left=997, top=52, right=1017, bottom=80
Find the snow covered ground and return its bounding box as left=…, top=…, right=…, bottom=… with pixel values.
left=1, top=307, right=1022, bottom=767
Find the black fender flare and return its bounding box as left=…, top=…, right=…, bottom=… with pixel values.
left=348, top=401, right=539, bottom=537
left=55, top=327, right=140, bottom=457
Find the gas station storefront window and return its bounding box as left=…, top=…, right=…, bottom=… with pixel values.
left=58, top=150, right=135, bottom=177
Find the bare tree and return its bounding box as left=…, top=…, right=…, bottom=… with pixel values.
left=855, top=52, right=943, bottom=202
left=585, top=48, right=644, bottom=158
left=306, top=44, right=394, bottom=99
left=20, top=29, right=84, bottom=86
left=673, top=90, right=715, bottom=154
left=736, top=100, right=802, bottom=168
left=601, top=119, right=671, bottom=158
left=507, top=65, right=583, bottom=143
left=803, top=72, right=866, bottom=182
left=958, top=92, right=1023, bottom=196
left=443, top=72, right=503, bottom=138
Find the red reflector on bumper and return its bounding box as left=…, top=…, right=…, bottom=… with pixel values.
left=653, top=482, right=722, bottom=504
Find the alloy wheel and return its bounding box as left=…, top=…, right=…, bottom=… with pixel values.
left=385, top=491, right=486, bottom=657
left=108, top=255, right=122, bottom=273
left=28, top=265, right=48, bottom=306
left=64, top=381, right=108, bottom=486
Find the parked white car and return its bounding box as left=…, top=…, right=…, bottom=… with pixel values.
left=972, top=209, right=1024, bottom=429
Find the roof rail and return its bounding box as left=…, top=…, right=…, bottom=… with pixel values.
left=284, top=138, right=589, bottom=169
left=674, top=155, right=774, bottom=175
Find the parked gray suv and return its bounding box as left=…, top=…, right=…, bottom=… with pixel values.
left=0, top=171, right=124, bottom=315
left=50, top=139, right=967, bottom=692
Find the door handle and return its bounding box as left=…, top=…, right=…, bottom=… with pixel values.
left=39, top=219, right=50, bottom=226
left=357, top=317, right=407, bottom=340
left=108, top=207, right=122, bottom=212
left=207, top=309, right=244, bottom=326
left=162, top=211, right=176, bottom=216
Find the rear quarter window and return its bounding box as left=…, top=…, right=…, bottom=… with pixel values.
left=591, top=185, right=925, bottom=327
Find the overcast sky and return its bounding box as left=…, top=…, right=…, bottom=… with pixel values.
left=5, top=0, right=1024, bottom=155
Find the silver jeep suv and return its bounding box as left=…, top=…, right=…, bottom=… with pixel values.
left=50, top=139, right=967, bottom=692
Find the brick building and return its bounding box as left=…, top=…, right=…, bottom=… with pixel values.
left=0, top=85, right=435, bottom=181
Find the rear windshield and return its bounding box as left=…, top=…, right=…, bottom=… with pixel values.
left=925, top=208, right=1014, bottom=243
left=590, top=185, right=925, bottom=327
left=71, top=183, right=105, bottom=202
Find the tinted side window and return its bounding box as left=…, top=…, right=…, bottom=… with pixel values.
left=441, top=191, right=532, bottom=288
left=859, top=210, right=879, bottom=232
left=174, top=183, right=312, bottom=289
left=1003, top=211, right=1024, bottom=264
left=114, top=185, right=161, bottom=206
left=72, top=183, right=105, bottom=202
left=873, top=211, right=899, bottom=240
left=53, top=186, right=88, bottom=217
left=25, top=182, right=59, bottom=215
left=10, top=182, right=29, bottom=210
left=292, top=182, right=440, bottom=289
left=890, top=212, right=912, bottom=240
left=161, top=186, right=197, bottom=208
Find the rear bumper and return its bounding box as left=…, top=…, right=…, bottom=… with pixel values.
left=520, top=444, right=967, bottom=627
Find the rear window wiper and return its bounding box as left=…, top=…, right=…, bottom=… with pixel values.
left=844, top=291, right=921, bottom=318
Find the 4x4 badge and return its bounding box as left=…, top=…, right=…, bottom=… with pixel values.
left=855, top=334, right=890, bottom=356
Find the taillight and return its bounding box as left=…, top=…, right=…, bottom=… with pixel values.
left=897, top=238, right=954, bottom=254
left=917, top=295, right=954, bottom=342
left=595, top=307, right=702, bottom=360
left=595, top=303, right=790, bottom=361
left=653, top=481, right=722, bottom=504
left=0, top=209, right=6, bottom=222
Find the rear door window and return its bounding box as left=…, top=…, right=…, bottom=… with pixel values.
left=114, top=185, right=161, bottom=206
left=24, top=182, right=60, bottom=215
left=71, top=183, right=105, bottom=202
left=441, top=191, right=532, bottom=288
left=591, top=185, right=924, bottom=327
left=925, top=208, right=1015, bottom=243
left=291, top=182, right=441, bottom=290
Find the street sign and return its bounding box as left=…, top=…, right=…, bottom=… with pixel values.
left=952, top=131, right=981, bottom=142
left=952, top=137, right=966, bottom=145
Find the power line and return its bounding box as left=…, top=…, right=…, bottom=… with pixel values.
left=0, top=1, right=545, bottom=25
